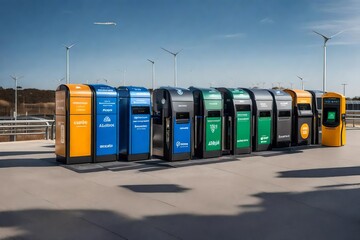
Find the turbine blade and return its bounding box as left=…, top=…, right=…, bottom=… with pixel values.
left=313, top=30, right=329, bottom=39
left=330, top=30, right=344, bottom=38
left=175, top=49, right=183, bottom=55
left=161, top=47, right=175, bottom=55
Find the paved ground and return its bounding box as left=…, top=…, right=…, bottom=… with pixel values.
left=0, top=130, right=360, bottom=240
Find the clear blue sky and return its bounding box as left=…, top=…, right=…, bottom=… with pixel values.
left=0, top=0, right=359, bottom=96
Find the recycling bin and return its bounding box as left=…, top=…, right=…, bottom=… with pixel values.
left=152, top=87, right=193, bottom=161
left=243, top=88, right=273, bottom=151
left=88, top=84, right=118, bottom=162
left=55, top=84, right=92, bottom=164
left=190, top=87, right=223, bottom=159
left=307, top=90, right=324, bottom=145
left=284, top=89, right=313, bottom=146
left=118, top=86, right=151, bottom=161
left=267, top=89, right=292, bottom=147
left=216, top=88, right=252, bottom=155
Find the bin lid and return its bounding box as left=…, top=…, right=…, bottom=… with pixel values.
left=242, top=88, right=272, bottom=101
left=87, top=84, right=117, bottom=98
left=267, top=89, right=292, bottom=101
left=306, top=90, right=324, bottom=98
left=284, top=89, right=312, bottom=104
left=188, top=87, right=222, bottom=100
left=57, top=84, right=92, bottom=97
left=160, top=87, right=193, bottom=102
left=118, top=86, right=150, bottom=98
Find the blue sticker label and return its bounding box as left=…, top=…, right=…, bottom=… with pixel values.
left=130, top=98, right=151, bottom=106
left=173, top=120, right=191, bottom=154
left=97, top=97, right=117, bottom=115
left=130, top=114, right=150, bottom=154
left=96, top=114, right=117, bottom=156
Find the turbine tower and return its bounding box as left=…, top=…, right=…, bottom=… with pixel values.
left=313, top=30, right=343, bottom=92
left=147, top=59, right=155, bottom=90
left=64, top=44, right=76, bottom=84
left=161, top=47, right=182, bottom=87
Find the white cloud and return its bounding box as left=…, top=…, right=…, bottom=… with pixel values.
left=216, top=32, right=246, bottom=39
left=260, top=17, right=274, bottom=24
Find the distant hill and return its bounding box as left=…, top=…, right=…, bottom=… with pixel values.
left=0, top=88, right=55, bottom=117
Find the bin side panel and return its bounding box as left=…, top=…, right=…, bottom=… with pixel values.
left=130, top=114, right=150, bottom=154
left=236, top=111, right=251, bottom=148
left=69, top=115, right=91, bottom=157
left=55, top=115, right=66, bottom=157
left=173, top=121, right=191, bottom=154
left=205, top=117, right=222, bottom=151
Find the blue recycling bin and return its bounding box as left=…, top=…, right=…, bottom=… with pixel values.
left=118, top=86, right=151, bottom=161
left=87, top=84, right=118, bottom=162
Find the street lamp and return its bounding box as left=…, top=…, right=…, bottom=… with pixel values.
left=96, top=78, right=108, bottom=84
left=147, top=59, right=155, bottom=90
left=10, top=75, right=23, bottom=120
left=297, top=76, right=305, bottom=90
left=64, top=44, right=75, bottom=84
left=341, top=83, right=348, bottom=96
left=313, top=30, right=343, bottom=92
left=161, top=47, right=182, bottom=87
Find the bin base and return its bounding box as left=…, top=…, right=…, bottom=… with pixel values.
left=233, top=147, right=252, bottom=155
left=56, top=155, right=92, bottom=165
left=154, top=152, right=191, bottom=162
left=94, top=154, right=117, bottom=163
left=196, top=150, right=222, bottom=159
left=273, top=142, right=291, bottom=148
left=119, top=153, right=150, bottom=161
left=253, top=144, right=272, bottom=152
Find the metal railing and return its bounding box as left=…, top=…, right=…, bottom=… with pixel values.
left=346, top=110, right=360, bottom=127
left=0, top=119, right=55, bottom=141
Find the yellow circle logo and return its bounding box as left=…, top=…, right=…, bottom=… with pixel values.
left=300, top=123, right=309, bottom=139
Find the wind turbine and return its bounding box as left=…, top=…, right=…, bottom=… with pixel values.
left=313, top=30, right=343, bottom=92
left=161, top=47, right=182, bottom=87
left=147, top=59, right=155, bottom=90
left=297, top=76, right=305, bottom=90
left=64, top=43, right=76, bottom=84
left=10, top=75, right=23, bottom=120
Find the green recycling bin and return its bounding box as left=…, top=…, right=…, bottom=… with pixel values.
left=189, top=87, right=223, bottom=159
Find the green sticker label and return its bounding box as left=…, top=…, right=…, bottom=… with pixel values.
left=257, top=117, right=271, bottom=145
left=204, top=100, right=222, bottom=110
left=236, top=111, right=251, bottom=148
left=205, top=117, right=222, bottom=151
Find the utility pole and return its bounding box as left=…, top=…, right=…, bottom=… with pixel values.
left=297, top=76, right=304, bottom=90
left=10, top=75, right=23, bottom=120
left=64, top=44, right=75, bottom=84
left=147, top=59, right=155, bottom=90
left=341, top=83, right=348, bottom=96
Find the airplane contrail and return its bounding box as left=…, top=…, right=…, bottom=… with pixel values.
left=94, top=22, right=117, bottom=26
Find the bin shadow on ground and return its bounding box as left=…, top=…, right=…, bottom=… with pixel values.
left=1, top=186, right=359, bottom=240
left=0, top=156, right=57, bottom=168
left=278, top=166, right=360, bottom=178
left=121, top=184, right=190, bottom=193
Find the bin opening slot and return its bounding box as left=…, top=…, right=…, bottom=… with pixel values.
left=208, top=111, right=220, bottom=117
left=298, top=103, right=311, bottom=111
left=176, top=112, right=190, bottom=123
left=279, top=110, right=291, bottom=117
left=132, top=106, right=150, bottom=115
left=259, top=111, right=271, bottom=118
left=236, top=105, right=250, bottom=111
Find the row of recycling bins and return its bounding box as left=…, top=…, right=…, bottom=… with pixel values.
left=55, top=84, right=326, bottom=164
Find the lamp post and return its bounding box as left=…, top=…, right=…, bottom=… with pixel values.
left=297, top=76, right=304, bottom=90
left=313, top=31, right=343, bottom=92
left=147, top=59, right=155, bottom=90
left=161, top=47, right=182, bottom=87
left=10, top=75, right=23, bottom=120
left=64, top=44, right=75, bottom=84
left=341, top=83, right=348, bottom=96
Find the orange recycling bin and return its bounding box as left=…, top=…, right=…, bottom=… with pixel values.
left=284, top=89, right=313, bottom=146
left=55, top=84, right=92, bottom=164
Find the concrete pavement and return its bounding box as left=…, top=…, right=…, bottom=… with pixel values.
left=0, top=130, right=360, bottom=239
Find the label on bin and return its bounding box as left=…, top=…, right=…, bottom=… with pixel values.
left=96, top=114, right=117, bottom=155
left=205, top=117, right=222, bottom=151
left=97, top=98, right=117, bottom=115
left=55, top=115, right=66, bottom=157
left=257, top=116, right=271, bottom=145
left=70, top=97, right=91, bottom=115
left=173, top=121, right=191, bottom=154
left=236, top=111, right=251, bottom=148
left=300, top=123, right=310, bottom=139
left=130, top=114, right=150, bottom=154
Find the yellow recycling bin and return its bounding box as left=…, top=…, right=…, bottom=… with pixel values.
left=322, top=92, right=346, bottom=147
left=55, top=84, right=92, bottom=164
